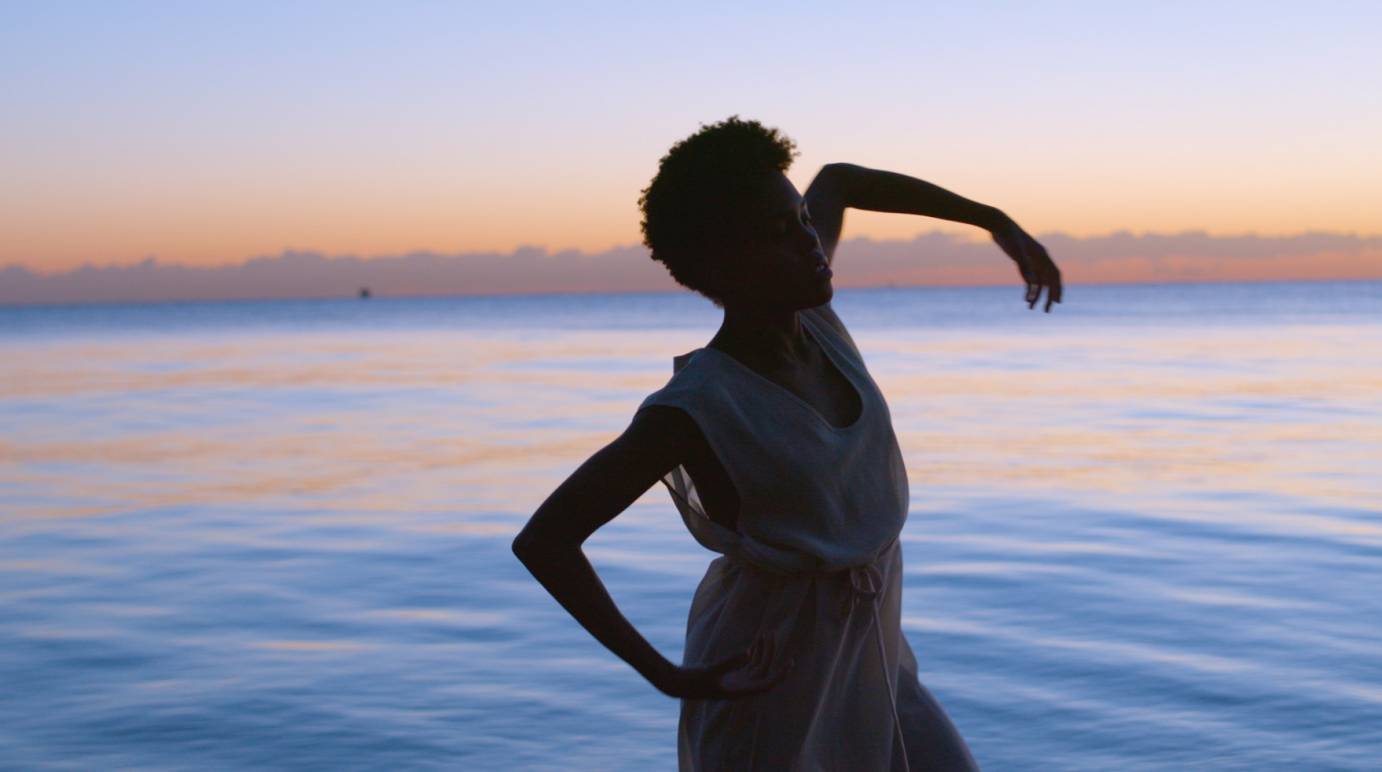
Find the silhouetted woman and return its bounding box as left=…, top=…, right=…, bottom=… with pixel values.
left=513, top=117, right=1061, bottom=771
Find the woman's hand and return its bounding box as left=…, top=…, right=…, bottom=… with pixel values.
left=990, top=216, right=1063, bottom=312
left=653, top=633, right=795, bottom=700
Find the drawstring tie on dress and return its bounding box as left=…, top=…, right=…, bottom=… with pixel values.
left=844, top=562, right=883, bottom=613
left=844, top=560, right=911, bottom=772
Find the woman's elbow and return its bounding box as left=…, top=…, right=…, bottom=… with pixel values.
left=511, top=527, right=546, bottom=564
left=511, top=523, right=575, bottom=565
left=820, top=162, right=869, bottom=181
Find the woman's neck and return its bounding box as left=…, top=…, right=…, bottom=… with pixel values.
left=708, top=305, right=813, bottom=371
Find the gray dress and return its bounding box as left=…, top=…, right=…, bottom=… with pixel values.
left=638, top=304, right=979, bottom=771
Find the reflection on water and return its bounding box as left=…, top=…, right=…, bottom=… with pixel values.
left=1, top=282, right=1380, bottom=770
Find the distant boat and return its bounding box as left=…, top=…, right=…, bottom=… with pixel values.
left=359, top=287, right=371, bottom=299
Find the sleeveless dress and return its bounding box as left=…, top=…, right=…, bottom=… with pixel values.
left=637, top=304, right=980, bottom=771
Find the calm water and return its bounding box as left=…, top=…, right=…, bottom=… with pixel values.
left=2, top=282, right=1380, bottom=770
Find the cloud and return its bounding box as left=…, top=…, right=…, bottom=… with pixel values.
left=3, top=230, right=1380, bottom=305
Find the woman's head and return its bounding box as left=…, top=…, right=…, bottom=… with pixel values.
left=639, top=116, right=830, bottom=311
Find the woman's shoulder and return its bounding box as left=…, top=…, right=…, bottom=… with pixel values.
left=638, top=348, right=724, bottom=413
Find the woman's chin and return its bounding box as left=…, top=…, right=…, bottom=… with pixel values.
left=805, top=282, right=833, bottom=308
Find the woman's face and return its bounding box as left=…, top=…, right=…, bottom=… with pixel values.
left=715, top=171, right=832, bottom=311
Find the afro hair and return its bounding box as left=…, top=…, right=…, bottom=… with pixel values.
left=638, top=116, right=799, bottom=306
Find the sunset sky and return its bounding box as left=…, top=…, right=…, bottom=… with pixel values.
left=3, top=2, right=1379, bottom=285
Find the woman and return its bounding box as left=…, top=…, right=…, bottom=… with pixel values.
left=512, top=117, right=1061, bottom=770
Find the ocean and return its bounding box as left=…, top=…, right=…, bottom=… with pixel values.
left=2, top=281, right=1380, bottom=770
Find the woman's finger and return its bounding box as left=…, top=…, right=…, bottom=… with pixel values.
left=722, top=656, right=796, bottom=698
left=1041, top=263, right=1062, bottom=312
left=752, top=634, right=766, bottom=665
left=710, top=647, right=750, bottom=676
left=1026, top=238, right=1061, bottom=312
left=726, top=634, right=763, bottom=674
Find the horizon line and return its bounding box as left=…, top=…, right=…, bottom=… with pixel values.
left=3, top=275, right=1378, bottom=310
left=8, top=226, right=1382, bottom=276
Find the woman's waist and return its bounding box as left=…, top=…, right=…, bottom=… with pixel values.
left=722, top=528, right=901, bottom=577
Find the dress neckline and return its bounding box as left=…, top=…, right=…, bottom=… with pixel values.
left=696, top=312, right=866, bottom=432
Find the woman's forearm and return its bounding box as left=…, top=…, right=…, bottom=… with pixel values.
left=824, top=162, right=1008, bottom=231
left=514, top=541, right=675, bottom=689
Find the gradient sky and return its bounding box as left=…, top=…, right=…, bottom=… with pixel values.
left=3, top=2, right=1380, bottom=275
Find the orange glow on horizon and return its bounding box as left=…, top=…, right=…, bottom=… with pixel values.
left=4, top=156, right=1379, bottom=275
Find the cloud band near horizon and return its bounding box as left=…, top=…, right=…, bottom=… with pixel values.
left=3, top=230, right=1379, bottom=306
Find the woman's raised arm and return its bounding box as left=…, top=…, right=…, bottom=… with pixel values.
left=803, top=162, right=1062, bottom=311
